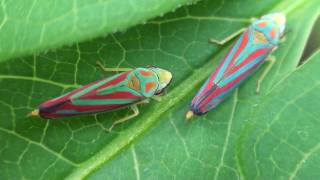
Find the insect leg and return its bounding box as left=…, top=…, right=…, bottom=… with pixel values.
left=107, top=105, right=140, bottom=132
left=280, top=29, right=290, bottom=43
left=256, top=56, right=276, bottom=94
left=135, top=99, right=150, bottom=105
left=280, top=36, right=287, bottom=43
left=96, top=61, right=133, bottom=73
left=151, top=95, right=162, bottom=102
left=208, top=28, right=247, bottom=45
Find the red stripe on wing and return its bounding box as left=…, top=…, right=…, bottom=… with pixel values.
left=78, top=71, right=131, bottom=99
left=193, top=46, right=235, bottom=104
left=207, top=41, right=235, bottom=87
left=57, top=102, right=126, bottom=112
left=39, top=71, right=135, bottom=119
left=198, top=61, right=262, bottom=112
left=41, top=71, right=131, bottom=108
left=80, top=91, right=142, bottom=100
left=224, top=48, right=269, bottom=77
left=199, top=47, right=270, bottom=109
left=209, top=30, right=249, bottom=86
left=41, top=81, right=98, bottom=108
left=225, top=30, right=249, bottom=72
left=40, top=101, right=128, bottom=118
left=193, top=30, right=249, bottom=104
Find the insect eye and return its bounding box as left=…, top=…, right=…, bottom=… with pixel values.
left=155, top=88, right=166, bottom=95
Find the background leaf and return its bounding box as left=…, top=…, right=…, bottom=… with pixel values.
left=237, top=50, right=320, bottom=179
left=0, top=0, right=319, bottom=179
left=0, top=0, right=198, bottom=62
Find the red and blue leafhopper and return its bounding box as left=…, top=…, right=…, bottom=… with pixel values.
left=186, top=13, right=286, bottom=119
left=29, top=62, right=172, bottom=131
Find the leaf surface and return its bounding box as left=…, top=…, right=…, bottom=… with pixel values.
left=0, top=0, right=319, bottom=179
left=0, top=0, right=198, bottom=62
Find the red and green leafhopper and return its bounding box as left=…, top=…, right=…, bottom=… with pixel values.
left=186, top=13, right=286, bottom=119
left=29, top=61, right=172, bottom=131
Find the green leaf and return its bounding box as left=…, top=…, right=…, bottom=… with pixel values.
left=0, top=0, right=198, bottom=62
left=237, top=50, right=320, bottom=179
left=0, top=0, right=319, bottom=179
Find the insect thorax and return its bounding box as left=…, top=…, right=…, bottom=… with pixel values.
left=127, top=68, right=160, bottom=98
left=252, top=19, right=281, bottom=46
left=253, top=30, right=269, bottom=44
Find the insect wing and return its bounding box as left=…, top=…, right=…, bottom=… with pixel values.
left=191, top=28, right=274, bottom=114
left=39, top=71, right=144, bottom=118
